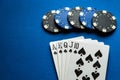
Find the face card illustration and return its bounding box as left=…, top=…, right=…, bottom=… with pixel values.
left=66, top=40, right=109, bottom=80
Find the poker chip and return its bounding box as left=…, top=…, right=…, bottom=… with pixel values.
left=42, top=10, right=61, bottom=33
left=92, top=10, right=117, bottom=33
left=55, top=7, right=73, bottom=30
left=42, top=7, right=117, bottom=35
left=80, top=7, right=96, bottom=29
left=67, top=7, right=85, bottom=29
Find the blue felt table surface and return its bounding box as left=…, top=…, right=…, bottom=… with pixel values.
left=0, top=0, right=120, bottom=80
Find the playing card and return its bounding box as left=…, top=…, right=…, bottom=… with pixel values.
left=49, top=36, right=84, bottom=80
left=64, top=39, right=97, bottom=80
left=60, top=38, right=93, bottom=80
left=66, top=41, right=109, bottom=80
left=49, top=36, right=109, bottom=80
left=64, top=39, right=104, bottom=80
left=56, top=36, right=84, bottom=80
left=50, top=42, right=60, bottom=79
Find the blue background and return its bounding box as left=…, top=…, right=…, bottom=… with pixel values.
left=0, top=0, right=120, bottom=80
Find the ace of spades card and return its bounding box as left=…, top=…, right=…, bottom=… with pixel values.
left=66, top=40, right=109, bottom=80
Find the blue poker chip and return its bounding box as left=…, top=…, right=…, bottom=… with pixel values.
left=55, top=7, right=73, bottom=30
left=80, top=7, right=97, bottom=29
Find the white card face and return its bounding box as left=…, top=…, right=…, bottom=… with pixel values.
left=49, top=36, right=84, bottom=79
left=49, top=42, right=60, bottom=78
left=49, top=36, right=109, bottom=80
left=56, top=36, right=84, bottom=80
left=64, top=39, right=105, bottom=80
left=66, top=41, right=110, bottom=80
left=64, top=39, right=99, bottom=80
left=61, top=38, right=91, bottom=80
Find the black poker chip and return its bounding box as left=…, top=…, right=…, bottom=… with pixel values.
left=92, top=10, right=117, bottom=33
left=42, top=10, right=61, bottom=33
left=67, top=7, right=85, bottom=29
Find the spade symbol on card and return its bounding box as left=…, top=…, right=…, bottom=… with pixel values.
left=95, top=50, right=103, bottom=59
left=76, top=58, right=84, bottom=66
left=93, top=61, right=101, bottom=69
left=74, top=50, right=77, bottom=54
left=92, top=71, right=100, bottom=80
left=85, top=54, right=93, bottom=63
left=78, top=48, right=86, bottom=56
left=59, top=50, right=62, bottom=53
left=74, top=68, right=83, bottom=77
left=82, top=75, right=90, bottom=80
left=53, top=51, right=57, bottom=55
left=69, top=49, right=72, bottom=53
left=64, top=49, right=67, bottom=53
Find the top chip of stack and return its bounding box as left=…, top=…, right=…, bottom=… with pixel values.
left=92, top=10, right=117, bottom=33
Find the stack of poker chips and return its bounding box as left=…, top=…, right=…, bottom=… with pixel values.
left=42, top=7, right=117, bottom=34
